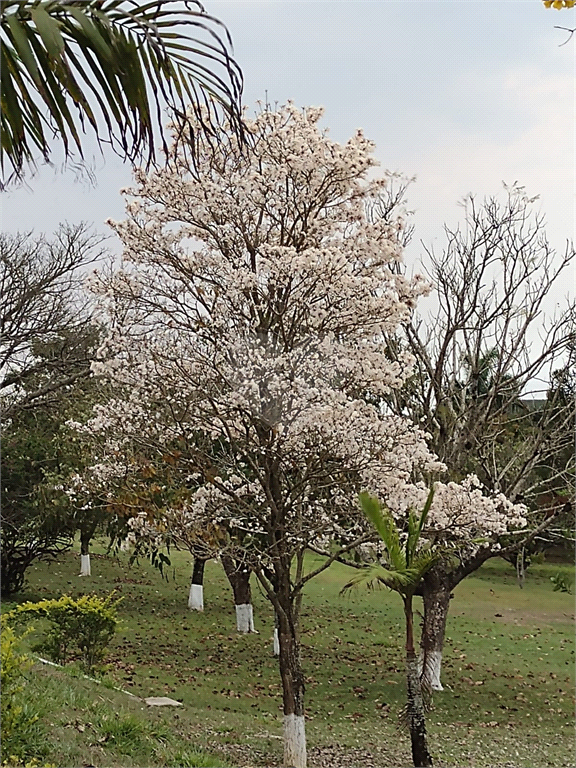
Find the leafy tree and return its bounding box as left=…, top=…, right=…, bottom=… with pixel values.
left=1, top=327, right=102, bottom=595
left=2, top=402, right=71, bottom=596
left=0, top=0, right=243, bottom=187
left=343, top=492, right=438, bottom=768
left=1, top=225, right=106, bottom=595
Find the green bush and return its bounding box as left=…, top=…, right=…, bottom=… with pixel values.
left=550, top=571, right=573, bottom=594
left=7, top=593, right=121, bottom=674
left=0, top=620, right=43, bottom=765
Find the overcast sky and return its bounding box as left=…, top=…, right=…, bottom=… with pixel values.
left=2, top=0, right=574, bottom=267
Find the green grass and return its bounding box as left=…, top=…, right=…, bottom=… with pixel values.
left=3, top=543, right=575, bottom=767
left=2, top=660, right=231, bottom=767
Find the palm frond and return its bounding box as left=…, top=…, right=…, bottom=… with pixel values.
left=358, top=492, right=406, bottom=571
left=409, top=549, right=440, bottom=580
left=1, top=0, right=244, bottom=186
left=406, top=487, right=434, bottom=565
left=340, top=562, right=417, bottom=595
left=406, top=509, right=419, bottom=568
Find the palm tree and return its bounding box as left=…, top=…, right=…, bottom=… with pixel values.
left=343, top=490, right=438, bottom=768
left=1, top=0, right=243, bottom=187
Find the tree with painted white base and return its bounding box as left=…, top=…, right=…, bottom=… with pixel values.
left=79, top=554, right=91, bottom=577
left=221, top=554, right=256, bottom=632
left=381, top=186, right=574, bottom=692
left=188, top=556, right=206, bottom=611
left=417, top=504, right=563, bottom=692
left=78, top=519, right=99, bottom=577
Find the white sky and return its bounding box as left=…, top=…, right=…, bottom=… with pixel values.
left=1, top=0, right=574, bottom=267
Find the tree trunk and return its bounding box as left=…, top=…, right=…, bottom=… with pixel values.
left=221, top=554, right=256, bottom=633
left=277, top=601, right=306, bottom=768
left=273, top=612, right=280, bottom=656
left=79, top=528, right=92, bottom=576
left=188, top=557, right=206, bottom=610
left=419, top=573, right=452, bottom=691
left=418, top=552, right=495, bottom=692
left=404, top=596, right=433, bottom=768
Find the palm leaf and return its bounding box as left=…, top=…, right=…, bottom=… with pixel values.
left=30, top=6, right=64, bottom=60
left=409, top=549, right=440, bottom=580
left=1, top=0, right=244, bottom=187
left=341, top=562, right=417, bottom=595
left=406, top=486, right=435, bottom=564
left=358, top=492, right=406, bottom=571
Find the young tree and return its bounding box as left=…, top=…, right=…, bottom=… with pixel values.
left=344, top=491, right=438, bottom=768
left=1, top=0, right=243, bottom=187
left=383, top=185, right=575, bottom=689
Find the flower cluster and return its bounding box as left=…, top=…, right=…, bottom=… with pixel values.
left=427, top=475, right=527, bottom=539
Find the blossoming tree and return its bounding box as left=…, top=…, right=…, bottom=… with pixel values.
left=74, top=104, right=526, bottom=767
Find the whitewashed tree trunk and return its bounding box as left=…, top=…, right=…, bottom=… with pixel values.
left=277, top=599, right=307, bottom=768
left=283, top=714, right=306, bottom=768
left=420, top=575, right=452, bottom=692
left=273, top=626, right=280, bottom=656
left=79, top=526, right=94, bottom=576
left=188, top=557, right=206, bottom=610
left=221, top=554, right=257, bottom=633
left=418, top=648, right=443, bottom=691
left=188, top=583, right=204, bottom=611
left=235, top=603, right=255, bottom=633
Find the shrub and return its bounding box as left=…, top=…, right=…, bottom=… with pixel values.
left=0, top=620, right=42, bottom=764
left=7, top=593, right=121, bottom=674
left=550, top=571, right=573, bottom=594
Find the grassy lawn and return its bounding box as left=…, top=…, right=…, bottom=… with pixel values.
left=3, top=662, right=231, bottom=768
left=3, top=543, right=575, bottom=768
